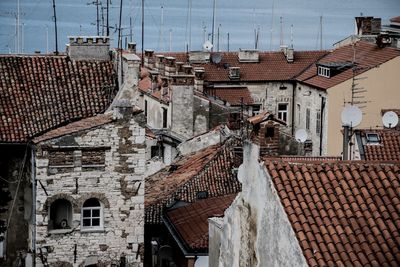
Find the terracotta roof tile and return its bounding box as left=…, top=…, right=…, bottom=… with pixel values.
left=390, top=16, right=400, bottom=23
left=357, top=129, right=400, bottom=161
left=264, top=159, right=400, bottom=266
left=164, top=194, right=237, bottom=252
left=145, top=139, right=242, bottom=224
left=204, top=87, right=253, bottom=105
left=0, top=55, right=117, bottom=143
left=32, top=114, right=113, bottom=143
left=297, top=41, right=400, bottom=90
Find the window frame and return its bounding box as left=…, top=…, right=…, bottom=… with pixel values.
left=277, top=103, right=289, bottom=123
left=318, top=66, right=331, bottom=78
left=81, top=198, right=104, bottom=232
left=306, top=108, right=311, bottom=130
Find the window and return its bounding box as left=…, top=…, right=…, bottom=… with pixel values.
left=304, top=140, right=313, bottom=152
left=278, top=103, right=289, bottom=123
left=297, top=104, right=301, bottom=125
left=318, top=66, right=330, bottom=78
left=82, top=198, right=103, bottom=230
left=306, top=108, right=311, bottom=130
left=162, top=107, right=168, bottom=128
left=265, top=127, right=275, bottom=138
left=151, top=145, right=164, bottom=158
left=366, top=133, right=380, bottom=144
left=316, top=110, right=321, bottom=134
left=49, top=199, right=72, bottom=231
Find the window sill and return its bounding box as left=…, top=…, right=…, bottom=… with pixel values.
left=48, top=229, right=73, bottom=234
left=80, top=227, right=104, bottom=233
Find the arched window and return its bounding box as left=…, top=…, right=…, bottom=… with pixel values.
left=81, top=198, right=103, bottom=231
left=49, top=199, right=72, bottom=231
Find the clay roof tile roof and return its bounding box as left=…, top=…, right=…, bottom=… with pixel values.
left=357, top=129, right=400, bottom=161
left=0, top=55, right=117, bottom=143
left=265, top=159, right=400, bottom=266
left=297, top=41, right=400, bottom=90
left=164, top=194, right=237, bottom=252
left=145, top=140, right=242, bottom=224
left=205, top=87, right=253, bottom=105
left=390, top=16, right=400, bottom=23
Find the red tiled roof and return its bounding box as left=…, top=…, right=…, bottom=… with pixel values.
left=205, top=87, right=253, bottom=105
left=265, top=159, right=400, bottom=266
left=390, top=16, right=400, bottom=23
left=33, top=114, right=113, bottom=143
left=297, top=41, right=400, bottom=90
left=247, top=111, right=286, bottom=125
left=154, top=51, right=327, bottom=82
left=164, top=194, right=237, bottom=252
left=0, top=55, right=117, bottom=143
left=265, top=156, right=342, bottom=162
left=358, top=129, right=400, bottom=161
left=145, top=140, right=242, bottom=224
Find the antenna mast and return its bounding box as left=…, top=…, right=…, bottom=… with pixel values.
left=269, top=0, right=275, bottom=50
left=106, top=0, right=109, bottom=36
left=290, top=24, right=293, bottom=48
left=320, top=16, right=323, bottom=50
left=141, top=0, right=144, bottom=66
left=211, top=0, right=216, bottom=51
left=280, top=16, right=283, bottom=47
left=52, top=0, right=59, bottom=54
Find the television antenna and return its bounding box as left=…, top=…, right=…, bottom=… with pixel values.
left=295, top=129, right=308, bottom=143
left=203, top=40, right=213, bottom=52
left=382, top=111, right=399, bottom=128
left=341, top=105, right=363, bottom=160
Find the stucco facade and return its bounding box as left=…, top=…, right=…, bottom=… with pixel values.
left=325, top=56, right=400, bottom=155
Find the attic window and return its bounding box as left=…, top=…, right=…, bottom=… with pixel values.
left=366, top=133, right=380, bottom=144
left=317, top=66, right=330, bottom=78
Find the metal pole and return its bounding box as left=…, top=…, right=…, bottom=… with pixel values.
left=52, top=0, right=59, bottom=54
left=141, top=0, right=144, bottom=66
left=96, top=0, right=100, bottom=35
left=211, top=0, right=216, bottom=51
left=227, top=32, right=229, bottom=52
left=106, top=0, right=109, bottom=36
left=342, top=125, right=349, bottom=160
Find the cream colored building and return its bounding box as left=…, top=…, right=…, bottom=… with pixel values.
left=297, top=41, right=400, bottom=156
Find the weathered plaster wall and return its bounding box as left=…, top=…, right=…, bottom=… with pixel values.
left=193, top=96, right=210, bottom=136
left=34, top=110, right=145, bottom=267
left=293, top=84, right=328, bottom=156
left=171, top=85, right=194, bottom=138
left=214, top=142, right=308, bottom=267
left=144, top=95, right=170, bottom=130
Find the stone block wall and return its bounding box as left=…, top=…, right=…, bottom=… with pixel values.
left=34, top=113, right=145, bottom=267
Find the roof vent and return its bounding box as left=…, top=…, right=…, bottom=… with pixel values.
left=229, top=67, right=240, bottom=80
left=238, top=49, right=259, bottom=63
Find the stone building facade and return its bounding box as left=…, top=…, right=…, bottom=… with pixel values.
left=32, top=108, right=146, bottom=266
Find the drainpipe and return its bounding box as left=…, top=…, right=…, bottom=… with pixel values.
left=319, top=96, right=325, bottom=156
left=30, top=143, right=36, bottom=266
left=291, top=81, right=296, bottom=136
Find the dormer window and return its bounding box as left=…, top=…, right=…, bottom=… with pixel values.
left=366, top=133, right=380, bottom=144
left=318, top=66, right=331, bottom=78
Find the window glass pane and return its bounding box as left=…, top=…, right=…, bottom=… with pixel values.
left=83, top=219, right=91, bottom=226
left=92, top=209, right=100, bottom=217
left=83, top=209, right=91, bottom=217
left=92, top=218, right=100, bottom=226
left=83, top=198, right=100, bottom=207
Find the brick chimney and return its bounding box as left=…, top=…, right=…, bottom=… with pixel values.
left=155, top=55, right=165, bottom=75
left=144, top=49, right=155, bottom=68
left=252, top=121, right=280, bottom=156
left=164, top=57, right=176, bottom=77
left=182, top=65, right=193, bottom=75
left=67, top=36, right=110, bottom=61
left=194, top=67, right=205, bottom=93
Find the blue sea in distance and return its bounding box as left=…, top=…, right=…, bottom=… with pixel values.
left=0, top=0, right=399, bottom=54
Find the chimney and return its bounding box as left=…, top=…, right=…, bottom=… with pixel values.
left=176, top=62, right=185, bottom=74
left=149, top=70, right=159, bottom=92
left=189, top=51, right=211, bottom=63
left=127, top=42, right=136, bottom=53
left=194, top=67, right=205, bottom=92
left=238, top=49, right=259, bottom=62
left=67, top=36, right=110, bottom=61
left=285, top=47, right=294, bottom=63
left=170, top=74, right=195, bottom=138
left=155, top=55, right=165, bottom=75
left=182, top=65, right=193, bottom=75
left=144, top=49, right=155, bottom=68
left=161, top=77, right=169, bottom=98
left=229, top=67, right=240, bottom=80
left=164, top=57, right=177, bottom=77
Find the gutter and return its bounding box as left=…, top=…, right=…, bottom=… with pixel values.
left=319, top=96, right=326, bottom=156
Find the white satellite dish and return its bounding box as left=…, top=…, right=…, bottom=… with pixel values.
left=382, top=111, right=399, bottom=128
left=202, top=40, right=213, bottom=52
left=295, top=129, right=308, bottom=143
left=341, top=105, right=362, bottom=127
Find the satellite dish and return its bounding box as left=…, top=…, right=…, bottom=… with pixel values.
left=295, top=129, right=308, bottom=143
left=211, top=53, right=222, bottom=64
left=203, top=40, right=213, bottom=52
left=341, top=105, right=362, bottom=127
left=382, top=111, right=399, bottom=128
